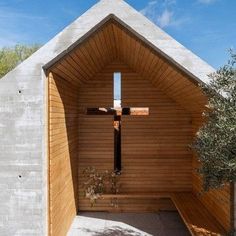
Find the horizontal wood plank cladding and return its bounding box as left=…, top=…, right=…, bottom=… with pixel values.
left=79, top=198, right=176, bottom=212
left=45, top=17, right=232, bottom=233
left=121, top=63, right=193, bottom=195
left=78, top=67, right=114, bottom=211
left=78, top=62, right=193, bottom=211
left=172, top=193, right=227, bottom=235
left=48, top=73, right=79, bottom=236
left=192, top=154, right=231, bottom=231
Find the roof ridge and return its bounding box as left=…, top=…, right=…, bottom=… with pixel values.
left=0, top=0, right=214, bottom=84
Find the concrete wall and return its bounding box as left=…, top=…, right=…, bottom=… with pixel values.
left=0, top=67, right=47, bottom=236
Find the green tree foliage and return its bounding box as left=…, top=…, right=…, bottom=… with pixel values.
left=193, top=52, right=236, bottom=191
left=0, top=44, right=40, bottom=78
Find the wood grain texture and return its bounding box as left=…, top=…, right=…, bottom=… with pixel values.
left=47, top=19, right=232, bottom=234
left=172, top=193, right=227, bottom=236
left=78, top=62, right=193, bottom=212
left=48, top=73, right=79, bottom=236
left=121, top=62, right=193, bottom=195
left=77, top=64, right=114, bottom=211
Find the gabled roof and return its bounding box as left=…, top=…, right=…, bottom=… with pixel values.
left=1, top=0, right=215, bottom=84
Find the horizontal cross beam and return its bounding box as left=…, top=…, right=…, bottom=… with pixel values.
left=87, top=107, right=149, bottom=116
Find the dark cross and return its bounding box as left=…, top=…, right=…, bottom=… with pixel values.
left=86, top=73, right=149, bottom=174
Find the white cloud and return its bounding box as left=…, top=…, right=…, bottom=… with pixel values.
left=157, top=9, right=173, bottom=28
left=198, top=0, right=217, bottom=4
left=140, top=0, right=186, bottom=29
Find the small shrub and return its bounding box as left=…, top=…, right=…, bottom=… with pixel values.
left=82, top=167, right=120, bottom=206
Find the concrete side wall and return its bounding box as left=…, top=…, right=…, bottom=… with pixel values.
left=0, top=67, right=47, bottom=236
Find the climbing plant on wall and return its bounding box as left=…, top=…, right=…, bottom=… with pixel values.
left=193, top=52, right=236, bottom=191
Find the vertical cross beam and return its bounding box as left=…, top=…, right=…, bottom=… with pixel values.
left=114, top=115, right=121, bottom=173
left=86, top=107, right=149, bottom=174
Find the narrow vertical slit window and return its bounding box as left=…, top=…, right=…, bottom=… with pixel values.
left=113, top=72, right=122, bottom=174
left=114, top=72, right=121, bottom=108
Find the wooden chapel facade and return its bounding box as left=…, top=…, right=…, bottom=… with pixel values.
left=0, top=0, right=234, bottom=235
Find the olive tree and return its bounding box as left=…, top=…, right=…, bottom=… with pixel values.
left=193, top=52, right=236, bottom=191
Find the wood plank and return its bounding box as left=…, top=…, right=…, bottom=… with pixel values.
left=172, top=193, right=227, bottom=236
left=48, top=72, right=79, bottom=236
left=101, top=193, right=172, bottom=199
left=78, top=62, right=193, bottom=211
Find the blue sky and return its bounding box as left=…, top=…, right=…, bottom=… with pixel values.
left=0, top=0, right=235, bottom=69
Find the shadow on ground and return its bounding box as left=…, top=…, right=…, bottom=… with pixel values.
left=81, top=226, right=146, bottom=236
left=67, top=212, right=190, bottom=236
